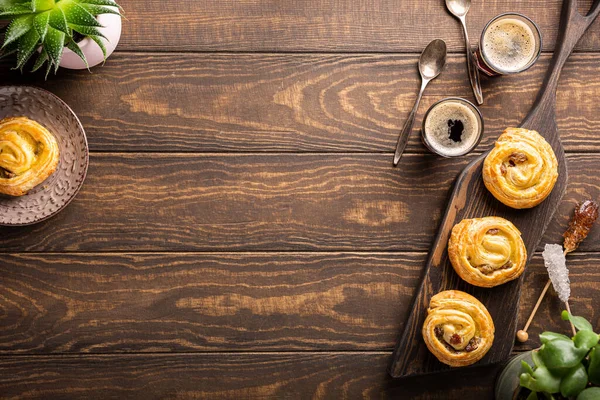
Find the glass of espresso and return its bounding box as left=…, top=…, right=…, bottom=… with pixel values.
left=421, top=98, right=484, bottom=157
left=476, top=13, right=542, bottom=76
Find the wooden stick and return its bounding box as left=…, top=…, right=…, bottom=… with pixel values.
left=517, top=279, right=551, bottom=342
left=563, top=249, right=577, bottom=336
left=524, top=279, right=551, bottom=333
left=565, top=301, right=577, bottom=336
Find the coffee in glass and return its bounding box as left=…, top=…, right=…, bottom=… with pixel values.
left=476, top=13, right=542, bottom=76
left=421, top=98, right=484, bottom=158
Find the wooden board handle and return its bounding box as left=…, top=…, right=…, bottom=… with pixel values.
left=524, top=0, right=600, bottom=130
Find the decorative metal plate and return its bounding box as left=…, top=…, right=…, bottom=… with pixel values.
left=0, top=86, right=89, bottom=226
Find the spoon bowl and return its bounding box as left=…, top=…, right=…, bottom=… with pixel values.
left=393, top=39, right=447, bottom=166
left=445, top=0, right=471, bottom=18
left=419, top=39, right=447, bottom=80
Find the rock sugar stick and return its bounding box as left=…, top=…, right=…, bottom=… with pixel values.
left=516, top=200, right=599, bottom=343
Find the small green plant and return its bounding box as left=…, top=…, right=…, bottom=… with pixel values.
left=0, top=0, right=121, bottom=76
left=519, top=311, right=600, bottom=400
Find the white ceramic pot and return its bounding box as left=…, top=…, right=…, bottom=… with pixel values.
left=60, top=10, right=122, bottom=70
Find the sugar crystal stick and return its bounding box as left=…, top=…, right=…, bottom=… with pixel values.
left=516, top=201, right=598, bottom=342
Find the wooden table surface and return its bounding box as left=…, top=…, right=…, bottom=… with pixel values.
left=1, top=1, right=600, bottom=398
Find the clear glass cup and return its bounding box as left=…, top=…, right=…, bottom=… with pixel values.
left=475, top=13, right=542, bottom=76
left=421, top=97, right=484, bottom=158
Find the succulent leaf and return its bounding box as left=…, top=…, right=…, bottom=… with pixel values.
left=33, top=10, right=50, bottom=41
left=562, top=311, right=594, bottom=332
left=79, top=0, right=120, bottom=7
left=66, top=38, right=88, bottom=69
left=541, top=339, right=589, bottom=373
left=89, top=34, right=106, bottom=59
left=31, top=47, right=48, bottom=71
left=2, top=14, right=33, bottom=48
left=560, top=363, right=588, bottom=398
left=48, top=6, right=68, bottom=33
left=520, top=364, right=561, bottom=394
left=540, top=332, right=571, bottom=345
left=33, top=0, right=54, bottom=11
left=573, top=329, right=599, bottom=350
left=58, top=0, right=102, bottom=27
left=80, top=4, right=119, bottom=16
left=532, top=350, right=544, bottom=368
left=15, top=27, right=39, bottom=69
left=0, top=5, right=33, bottom=17
left=43, top=25, right=65, bottom=69
left=578, top=387, right=600, bottom=400
left=521, top=360, right=535, bottom=375
left=0, top=0, right=31, bottom=9
left=44, top=56, right=53, bottom=78
left=68, top=23, right=105, bottom=39
left=0, top=0, right=25, bottom=6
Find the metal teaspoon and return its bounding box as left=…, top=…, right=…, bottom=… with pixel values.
left=446, top=0, right=484, bottom=105
left=393, top=39, right=447, bottom=166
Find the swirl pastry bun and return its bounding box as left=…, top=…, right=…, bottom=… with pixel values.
left=0, top=117, right=59, bottom=197
left=483, top=128, right=558, bottom=209
left=422, top=290, right=494, bottom=367
left=448, top=217, right=527, bottom=288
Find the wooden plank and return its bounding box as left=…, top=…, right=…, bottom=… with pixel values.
left=0, top=352, right=502, bottom=399
left=0, top=252, right=597, bottom=354
left=0, top=153, right=598, bottom=252
left=114, top=0, right=600, bottom=52
left=0, top=252, right=422, bottom=354
left=2, top=53, right=600, bottom=153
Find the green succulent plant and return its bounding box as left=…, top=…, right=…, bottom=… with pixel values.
left=0, top=0, right=121, bottom=76
left=519, top=311, right=600, bottom=400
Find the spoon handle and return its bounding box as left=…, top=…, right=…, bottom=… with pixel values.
left=393, top=79, right=427, bottom=166
left=460, top=17, right=484, bottom=105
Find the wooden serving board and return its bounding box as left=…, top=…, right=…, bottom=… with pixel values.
left=390, top=0, right=600, bottom=378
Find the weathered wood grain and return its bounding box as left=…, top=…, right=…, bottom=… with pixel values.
left=0, top=252, right=421, bottom=354
left=0, top=352, right=501, bottom=399
left=0, top=0, right=597, bottom=396
left=0, top=252, right=597, bottom=354
left=111, top=0, right=600, bottom=52
left=0, top=153, right=598, bottom=252
left=2, top=53, right=600, bottom=153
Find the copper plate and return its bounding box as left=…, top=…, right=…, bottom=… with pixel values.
left=0, top=86, right=89, bottom=226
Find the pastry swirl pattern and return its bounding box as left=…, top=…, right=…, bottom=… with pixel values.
left=0, top=117, right=59, bottom=197
left=448, top=217, right=527, bottom=288
left=483, top=128, right=558, bottom=209
left=422, top=290, right=495, bottom=367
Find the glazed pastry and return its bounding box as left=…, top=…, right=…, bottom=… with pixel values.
left=448, top=217, right=527, bottom=288
left=422, top=290, right=494, bottom=367
left=0, top=117, right=59, bottom=197
left=483, top=128, right=558, bottom=209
